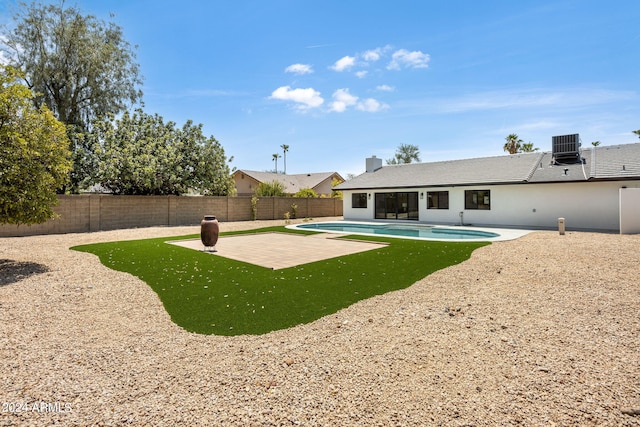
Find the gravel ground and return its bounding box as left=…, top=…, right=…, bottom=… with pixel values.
left=1, top=218, right=639, bottom=426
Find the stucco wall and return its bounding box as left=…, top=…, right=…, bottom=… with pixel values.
left=313, top=176, right=339, bottom=195
left=0, top=195, right=342, bottom=237
left=342, top=180, right=639, bottom=232
left=233, top=173, right=260, bottom=196
left=620, top=188, right=640, bottom=234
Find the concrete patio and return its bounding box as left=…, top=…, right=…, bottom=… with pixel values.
left=167, top=232, right=388, bottom=269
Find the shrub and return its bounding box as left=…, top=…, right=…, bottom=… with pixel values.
left=294, top=188, right=317, bottom=198
left=255, top=180, right=285, bottom=197
left=250, top=196, right=258, bottom=220
left=331, top=177, right=343, bottom=199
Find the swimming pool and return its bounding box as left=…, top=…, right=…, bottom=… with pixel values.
left=289, top=221, right=503, bottom=241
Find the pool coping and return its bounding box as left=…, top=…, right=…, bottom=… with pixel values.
left=286, top=221, right=533, bottom=242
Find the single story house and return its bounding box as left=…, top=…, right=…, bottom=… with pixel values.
left=232, top=170, right=344, bottom=197
left=335, top=141, right=640, bottom=233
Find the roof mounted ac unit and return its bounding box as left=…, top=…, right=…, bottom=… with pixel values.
left=552, top=134, right=581, bottom=163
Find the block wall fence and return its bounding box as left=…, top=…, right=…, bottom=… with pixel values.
left=0, top=195, right=343, bottom=237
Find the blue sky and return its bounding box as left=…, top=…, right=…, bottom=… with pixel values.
left=1, top=0, right=639, bottom=177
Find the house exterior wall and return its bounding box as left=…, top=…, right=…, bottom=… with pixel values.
left=313, top=176, right=338, bottom=195
left=620, top=188, right=640, bottom=234
left=233, top=173, right=260, bottom=196
left=342, top=180, right=638, bottom=232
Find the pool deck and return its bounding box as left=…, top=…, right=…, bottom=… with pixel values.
left=286, top=221, right=533, bottom=242
left=168, top=223, right=531, bottom=270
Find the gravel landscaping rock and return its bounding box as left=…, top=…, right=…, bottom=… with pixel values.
left=1, top=218, right=639, bottom=426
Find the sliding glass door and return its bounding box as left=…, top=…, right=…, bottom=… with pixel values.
left=374, top=192, right=419, bottom=220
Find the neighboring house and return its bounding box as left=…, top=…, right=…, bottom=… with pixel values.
left=232, top=170, right=344, bottom=196
left=335, top=141, right=640, bottom=233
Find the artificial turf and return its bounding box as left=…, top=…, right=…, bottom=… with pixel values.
left=72, top=226, right=489, bottom=336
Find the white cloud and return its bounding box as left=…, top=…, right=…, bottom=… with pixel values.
left=387, top=49, right=430, bottom=70
left=270, top=86, right=324, bottom=110
left=356, top=98, right=389, bottom=112
left=361, top=45, right=392, bottom=63
left=329, top=88, right=358, bottom=112
left=362, top=49, right=381, bottom=62
left=285, top=63, right=313, bottom=75
left=329, top=89, right=389, bottom=113
left=329, top=45, right=427, bottom=75
left=331, top=55, right=356, bottom=72
left=376, top=84, right=394, bottom=92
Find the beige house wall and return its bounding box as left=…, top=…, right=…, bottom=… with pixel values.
left=233, top=172, right=261, bottom=196
left=0, top=195, right=343, bottom=237
left=313, top=175, right=339, bottom=195
left=232, top=171, right=342, bottom=196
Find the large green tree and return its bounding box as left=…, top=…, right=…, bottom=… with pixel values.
left=0, top=66, right=72, bottom=225
left=1, top=1, right=142, bottom=129
left=386, top=143, right=421, bottom=164
left=1, top=1, right=143, bottom=190
left=88, top=109, right=234, bottom=196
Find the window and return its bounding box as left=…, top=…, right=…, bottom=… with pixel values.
left=465, top=190, right=491, bottom=210
left=427, top=191, right=449, bottom=209
left=374, top=192, right=419, bottom=220
left=352, top=193, right=368, bottom=208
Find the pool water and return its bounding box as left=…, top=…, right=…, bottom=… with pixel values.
left=294, top=222, right=500, bottom=240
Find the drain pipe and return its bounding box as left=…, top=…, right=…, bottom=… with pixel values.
left=459, top=211, right=464, bottom=226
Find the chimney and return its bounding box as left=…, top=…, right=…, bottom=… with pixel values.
left=366, top=155, right=383, bottom=173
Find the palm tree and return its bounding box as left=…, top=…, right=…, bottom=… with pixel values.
left=520, top=142, right=539, bottom=152
left=272, top=153, right=281, bottom=173
left=503, top=133, right=523, bottom=154
left=632, top=130, right=640, bottom=140
left=280, top=144, right=289, bottom=174
left=591, top=141, right=601, bottom=147
left=386, top=143, right=421, bottom=164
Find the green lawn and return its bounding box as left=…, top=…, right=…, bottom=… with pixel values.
left=72, top=226, right=489, bottom=336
